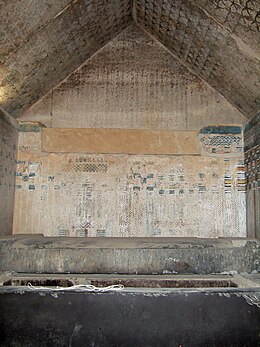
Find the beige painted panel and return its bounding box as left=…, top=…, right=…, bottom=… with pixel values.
left=42, top=128, right=200, bottom=155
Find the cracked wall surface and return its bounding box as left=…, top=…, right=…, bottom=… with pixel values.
left=0, top=0, right=259, bottom=118
left=20, top=25, right=246, bottom=129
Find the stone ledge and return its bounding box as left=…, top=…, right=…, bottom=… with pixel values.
left=0, top=237, right=259, bottom=275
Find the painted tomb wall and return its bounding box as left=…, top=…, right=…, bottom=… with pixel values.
left=13, top=125, right=246, bottom=238
left=245, top=113, right=260, bottom=239
left=14, top=24, right=247, bottom=238
left=0, top=109, right=18, bottom=235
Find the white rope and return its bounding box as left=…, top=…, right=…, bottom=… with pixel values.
left=27, top=283, right=124, bottom=292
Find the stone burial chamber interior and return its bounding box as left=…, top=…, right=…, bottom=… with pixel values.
left=0, top=1, right=260, bottom=346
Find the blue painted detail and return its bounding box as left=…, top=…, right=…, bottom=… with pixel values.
left=200, top=126, right=242, bottom=135
left=198, top=185, right=206, bottom=192
left=18, top=123, right=45, bottom=132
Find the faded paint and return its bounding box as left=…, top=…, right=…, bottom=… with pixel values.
left=13, top=126, right=246, bottom=238
left=42, top=128, right=200, bottom=155
left=20, top=25, right=246, bottom=129
left=245, top=113, right=260, bottom=239
left=199, top=125, right=243, bottom=158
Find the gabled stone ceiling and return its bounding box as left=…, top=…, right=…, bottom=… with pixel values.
left=0, top=0, right=259, bottom=118
left=134, top=0, right=260, bottom=118
left=0, top=0, right=132, bottom=116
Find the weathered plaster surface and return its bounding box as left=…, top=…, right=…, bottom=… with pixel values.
left=42, top=128, right=200, bottom=155
left=20, top=25, right=246, bottom=129
left=13, top=125, right=246, bottom=238
left=0, top=108, right=18, bottom=235
left=245, top=113, right=260, bottom=238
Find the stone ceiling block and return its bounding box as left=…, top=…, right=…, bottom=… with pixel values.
left=0, top=0, right=132, bottom=116
left=134, top=0, right=260, bottom=118
left=0, top=0, right=259, bottom=119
